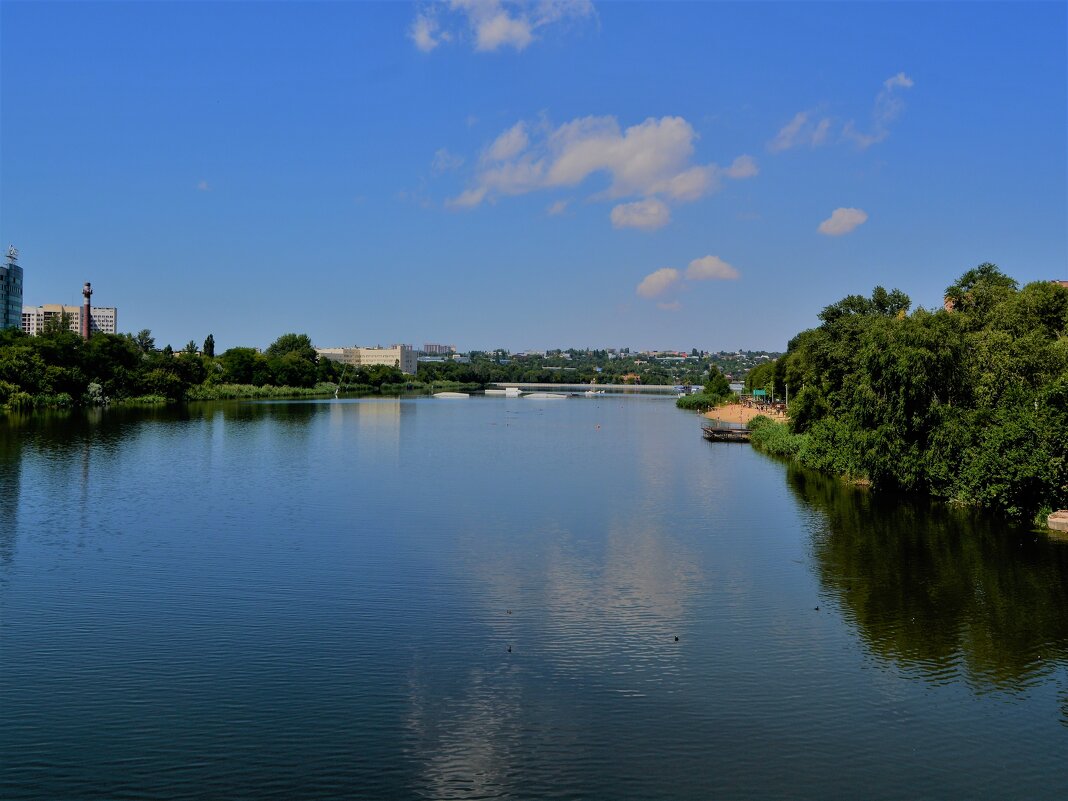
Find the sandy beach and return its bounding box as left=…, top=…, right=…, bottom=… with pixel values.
left=704, top=402, right=788, bottom=425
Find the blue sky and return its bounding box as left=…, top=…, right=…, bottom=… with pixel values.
left=2, top=1, right=1065, bottom=352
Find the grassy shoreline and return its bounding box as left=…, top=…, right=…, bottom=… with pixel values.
left=2, top=380, right=487, bottom=412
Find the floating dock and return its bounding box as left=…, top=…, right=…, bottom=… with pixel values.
left=702, top=426, right=752, bottom=443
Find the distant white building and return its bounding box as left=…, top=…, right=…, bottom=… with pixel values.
left=22, top=304, right=117, bottom=336
left=316, top=344, right=417, bottom=374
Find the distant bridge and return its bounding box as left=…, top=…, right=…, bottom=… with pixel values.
left=491, top=382, right=683, bottom=393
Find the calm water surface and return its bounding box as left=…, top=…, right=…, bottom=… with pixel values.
left=2, top=396, right=1067, bottom=799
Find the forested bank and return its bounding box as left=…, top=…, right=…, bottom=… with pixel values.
left=0, top=329, right=415, bottom=410
left=742, top=265, right=1068, bottom=523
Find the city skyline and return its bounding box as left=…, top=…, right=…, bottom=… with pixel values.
left=1, top=1, right=1064, bottom=352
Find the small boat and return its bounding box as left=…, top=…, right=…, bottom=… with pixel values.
left=504, top=387, right=523, bottom=397
left=433, top=392, right=470, bottom=399
left=583, top=389, right=605, bottom=397
left=484, top=389, right=507, bottom=395
left=524, top=392, right=568, bottom=399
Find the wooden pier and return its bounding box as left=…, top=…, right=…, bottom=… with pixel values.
left=702, top=426, right=752, bottom=443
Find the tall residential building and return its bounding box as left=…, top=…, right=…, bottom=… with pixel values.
left=21, top=304, right=118, bottom=336
left=316, top=344, right=417, bottom=374
left=422, top=343, right=456, bottom=355
left=1, top=246, right=24, bottom=330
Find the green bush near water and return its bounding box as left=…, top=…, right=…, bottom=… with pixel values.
left=675, top=393, right=719, bottom=412
left=748, top=415, right=807, bottom=459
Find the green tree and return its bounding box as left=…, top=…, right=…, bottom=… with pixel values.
left=134, top=329, right=155, bottom=354
left=41, top=310, right=74, bottom=336
left=269, top=352, right=317, bottom=387
left=83, top=333, right=142, bottom=400
left=203, top=333, right=215, bottom=358
left=944, top=262, right=1017, bottom=319
left=704, top=366, right=732, bottom=402
left=753, top=265, right=1068, bottom=521
left=219, top=347, right=272, bottom=385
left=265, top=333, right=317, bottom=362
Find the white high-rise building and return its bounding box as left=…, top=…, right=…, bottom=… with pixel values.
left=21, top=304, right=118, bottom=336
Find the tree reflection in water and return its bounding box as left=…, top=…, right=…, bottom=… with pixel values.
left=787, top=465, right=1068, bottom=695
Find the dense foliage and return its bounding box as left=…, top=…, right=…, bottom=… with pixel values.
left=0, top=329, right=347, bottom=408
left=752, top=265, right=1068, bottom=522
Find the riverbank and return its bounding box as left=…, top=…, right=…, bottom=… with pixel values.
left=1, top=381, right=485, bottom=413
left=705, top=402, right=788, bottom=426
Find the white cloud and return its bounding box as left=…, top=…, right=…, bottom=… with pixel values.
left=686, top=255, right=739, bottom=281
left=844, top=72, right=914, bottom=149
left=769, top=112, right=806, bottom=152
left=768, top=110, right=833, bottom=153
left=411, top=0, right=595, bottom=53
left=771, top=73, right=912, bottom=154
left=410, top=13, right=443, bottom=52
left=445, top=186, right=488, bottom=209
left=636, top=267, right=681, bottom=298
left=545, top=116, right=699, bottom=198
left=656, top=165, right=717, bottom=201
left=197, top=180, right=210, bottom=191
left=486, top=122, right=529, bottom=161
left=884, top=71, right=914, bottom=90
left=818, top=207, right=868, bottom=236
left=546, top=199, right=570, bottom=216
left=723, top=155, right=758, bottom=179
left=432, top=148, right=465, bottom=173
left=811, top=117, right=831, bottom=146
left=611, top=198, right=670, bottom=231
left=637, top=253, right=743, bottom=304
left=447, top=114, right=757, bottom=228
left=474, top=7, right=534, bottom=51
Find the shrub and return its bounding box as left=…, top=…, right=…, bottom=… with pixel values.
left=675, top=392, right=720, bottom=412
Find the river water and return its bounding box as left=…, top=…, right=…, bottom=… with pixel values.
left=2, top=396, right=1067, bottom=799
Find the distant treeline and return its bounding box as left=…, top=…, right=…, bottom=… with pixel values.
left=0, top=325, right=724, bottom=411
left=0, top=329, right=402, bottom=409
left=744, top=264, right=1068, bottom=523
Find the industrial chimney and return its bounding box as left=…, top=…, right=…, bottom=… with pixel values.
left=81, top=282, right=93, bottom=340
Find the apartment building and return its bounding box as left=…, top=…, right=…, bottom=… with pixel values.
left=22, top=304, right=118, bottom=336
left=315, top=344, right=417, bottom=374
